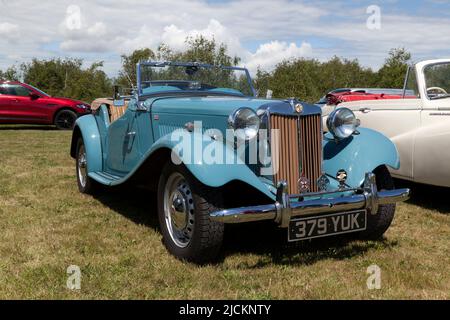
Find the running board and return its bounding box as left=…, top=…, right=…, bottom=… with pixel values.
left=89, top=171, right=125, bottom=186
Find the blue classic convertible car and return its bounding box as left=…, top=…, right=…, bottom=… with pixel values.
left=70, top=61, right=410, bottom=263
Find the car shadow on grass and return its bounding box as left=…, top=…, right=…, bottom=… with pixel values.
left=395, top=178, right=450, bottom=214
left=0, top=125, right=58, bottom=131
left=92, top=185, right=160, bottom=229
left=92, top=185, right=397, bottom=266
left=220, top=222, right=398, bottom=267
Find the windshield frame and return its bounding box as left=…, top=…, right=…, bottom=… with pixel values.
left=136, top=61, right=256, bottom=98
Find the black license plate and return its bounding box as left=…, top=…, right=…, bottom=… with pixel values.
left=288, top=210, right=367, bottom=242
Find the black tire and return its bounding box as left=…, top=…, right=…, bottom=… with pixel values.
left=75, top=138, right=99, bottom=194
left=55, top=109, right=77, bottom=130
left=359, top=165, right=396, bottom=240
left=157, top=162, right=224, bottom=264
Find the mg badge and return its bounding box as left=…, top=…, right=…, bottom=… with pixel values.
left=295, top=103, right=304, bottom=113
left=298, top=176, right=310, bottom=193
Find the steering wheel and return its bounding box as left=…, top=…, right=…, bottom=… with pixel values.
left=427, top=86, right=448, bottom=95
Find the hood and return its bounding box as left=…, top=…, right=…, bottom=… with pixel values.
left=151, top=96, right=275, bottom=116
left=150, top=96, right=321, bottom=117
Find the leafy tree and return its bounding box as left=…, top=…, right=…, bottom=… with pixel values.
left=254, top=56, right=376, bottom=102
left=157, top=36, right=240, bottom=67
left=2, top=44, right=412, bottom=105
left=21, top=58, right=112, bottom=102
left=118, top=36, right=242, bottom=91
left=0, top=66, right=20, bottom=81
left=116, top=48, right=155, bottom=88
left=376, top=48, right=411, bottom=88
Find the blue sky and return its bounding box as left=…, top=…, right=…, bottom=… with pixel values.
left=1, top=0, right=450, bottom=77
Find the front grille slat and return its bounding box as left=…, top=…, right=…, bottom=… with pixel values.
left=270, top=113, right=322, bottom=194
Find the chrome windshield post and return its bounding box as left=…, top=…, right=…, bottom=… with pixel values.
left=364, top=172, right=379, bottom=215
left=275, top=180, right=291, bottom=228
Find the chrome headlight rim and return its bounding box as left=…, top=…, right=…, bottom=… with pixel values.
left=327, top=107, right=359, bottom=140
left=228, top=107, right=261, bottom=141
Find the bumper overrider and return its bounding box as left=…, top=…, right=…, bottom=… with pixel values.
left=210, top=172, right=410, bottom=228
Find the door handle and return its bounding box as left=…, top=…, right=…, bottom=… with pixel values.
left=126, top=131, right=136, bottom=136
left=11, top=99, right=20, bottom=103
left=359, top=107, right=371, bottom=113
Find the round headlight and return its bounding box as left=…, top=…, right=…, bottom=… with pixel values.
left=327, top=108, right=359, bottom=140
left=228, top=107, right=260, bottom=141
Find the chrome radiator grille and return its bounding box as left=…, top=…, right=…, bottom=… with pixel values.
left=270, top=113, right=322, bottom=194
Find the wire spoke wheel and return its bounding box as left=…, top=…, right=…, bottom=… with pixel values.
left=163, top=172, right=195, bottom=248
left=158, top=163, right=224, bottom=263
left=77, top=144, right=87, bottom=188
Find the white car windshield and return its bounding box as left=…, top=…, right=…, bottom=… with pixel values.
left=424, top=62, right=450, bottom=100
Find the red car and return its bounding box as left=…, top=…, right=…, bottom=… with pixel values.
left=0, top=81, right=91, bottom=129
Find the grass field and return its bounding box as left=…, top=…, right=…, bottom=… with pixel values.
left=0, top=125, right=448, bottom=299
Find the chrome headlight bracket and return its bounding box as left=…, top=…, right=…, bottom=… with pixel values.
left=326, top=107, right=360, bottom=140
left=228, top=107, right=261, bottom=141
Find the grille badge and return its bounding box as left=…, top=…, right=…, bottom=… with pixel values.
left=298, top=176, right=310, bottom=193
left=317, top=174, right=330, bottom=191
left=295, top=103, right=304, bottom=113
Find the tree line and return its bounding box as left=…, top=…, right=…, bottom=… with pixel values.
left=0, top=36, right=411, bottom=104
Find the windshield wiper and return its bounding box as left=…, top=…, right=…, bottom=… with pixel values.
left=430, top=94, right=450, bottom=100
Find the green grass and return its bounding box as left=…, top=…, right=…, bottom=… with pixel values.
left=0, top=124, right=449, bottom=299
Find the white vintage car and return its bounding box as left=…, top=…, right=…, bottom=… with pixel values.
left=322, top=59, right=450, bottom=187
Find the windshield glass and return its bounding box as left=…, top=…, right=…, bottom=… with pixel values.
left=405, top=66, right=420, bottom=98
left=27, top=84, right=50, bottom=97
left=138, top=63, right=254, bottom=97
left=424, top=62, right=450, bottom=99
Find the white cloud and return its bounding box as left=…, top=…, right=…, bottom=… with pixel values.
left=0, top=0, right=450, bottom=77
left=59, top=9, right=114, bottom=53
left=245, top=41, right=313, bottom=73
left=159, top=19, right=241, bottom=53
left=125, top=19, right=312, bottom=74
left=0, top=22, right=19, bottom=40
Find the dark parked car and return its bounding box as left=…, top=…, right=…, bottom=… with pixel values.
left=0, top=81, right=91, bottom=129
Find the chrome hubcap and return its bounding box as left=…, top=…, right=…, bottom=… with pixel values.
left=77, top=145, right=87, bottom=188
left=164, top=173, right=195, bottom=248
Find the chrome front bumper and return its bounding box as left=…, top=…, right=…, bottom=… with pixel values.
left=210, top=173, right=410, bottom=228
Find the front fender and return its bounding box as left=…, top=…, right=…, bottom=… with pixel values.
left=144, top=131, right=275, bottom=199
left=323, top=127, right=400, bottom=188
left=71, top=114, right=102, bottom=173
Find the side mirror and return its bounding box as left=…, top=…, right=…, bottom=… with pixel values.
left=29, top=92, right=40, bottom=100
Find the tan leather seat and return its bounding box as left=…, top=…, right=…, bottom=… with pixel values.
left=91, top=98, right=129, bottom=123
left=109, top=102, right=128, bottom=122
